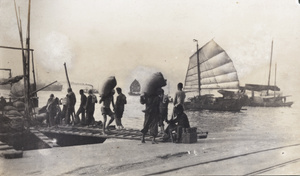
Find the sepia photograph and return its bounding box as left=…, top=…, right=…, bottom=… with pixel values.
left=1, top=0, right=300, bottom=175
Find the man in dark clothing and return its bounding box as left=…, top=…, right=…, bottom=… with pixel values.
left=140, top=89, right=160, bottom=144
left=0, top=96, right=7, bottom=111
left=158, top=89, right=169, bottom=134
left=47, top=97, right=60, bottom=127
left=115, top=87, right=127, bottom=130
left=164, top=104, right=190, bottom=143
left=65, top=88, right=76, bottom=125
left=76, top=89, right=87, bottom=125
left=85, top=89, right=97, bottom=126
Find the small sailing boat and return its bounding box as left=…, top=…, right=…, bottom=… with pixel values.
left=244, top=41, right=293, bottom=107
left=128, top=79, right=141, bottom=96
left=183, top=39, right=246, bottom=111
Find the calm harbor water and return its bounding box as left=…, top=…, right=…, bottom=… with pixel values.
left=1, top=88, right=299, bottom=138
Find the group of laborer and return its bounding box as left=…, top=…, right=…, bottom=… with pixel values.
left=43, top=87, right=127, bottom=133
left=140, top=82, right=191, bottom=144
left=43, top=81, right=191, bottom=144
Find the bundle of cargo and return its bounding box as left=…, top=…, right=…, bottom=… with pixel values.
left=142, top=72, right=166, bottom=96
left=99, top=76, right=117, bottom=99
left=3, top=101, right=25, bottom=117
left=98, top=76, right=117, bottom=104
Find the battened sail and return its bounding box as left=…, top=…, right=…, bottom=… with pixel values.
left=129, top=79, right=141, bottom=95
left=184, top=40, right=239, bottom=93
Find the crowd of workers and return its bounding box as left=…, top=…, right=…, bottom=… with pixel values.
left=42, top=87, right=127, bottom=129
left=42, top=82, right=190, bottom=144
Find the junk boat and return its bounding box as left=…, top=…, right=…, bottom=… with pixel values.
left=128, top=79, right=141, bottom=96
left=183, top=39, right=247, bottom=112
left=243, top=41, right=293, bottom=107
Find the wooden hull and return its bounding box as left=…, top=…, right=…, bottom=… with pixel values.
left=245, top=96, right=293, bottom=107
left=247, top=101, right=293, bottom=107
left=128, top=92, right=140, bottom=96
left=184, top=98, right=243, bottom=112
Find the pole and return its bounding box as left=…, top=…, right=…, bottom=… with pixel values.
left=0, top=45, right=34, bottom=51
left=31, top=51, right=37, bottom=91
left=64, top=62, right=71, bottom=88
left=15, top=81, right=58, bottom=101
left=30, top=81, right=57, bottom=95
left=14, top=0, right=30, bottom=120
left=267, top=40, right=273, bottom=95
left=274, top=63, right=277, bottom=97
left=194, top=39, right=201, bottom=96
left=22, top=0, right=31, bottom=119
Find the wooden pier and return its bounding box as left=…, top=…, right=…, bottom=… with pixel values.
left=0, top=141, right=23, bottom=159
left=34, top=126, right=150, bottom=142
left=32, top=125, right=208, bottom=146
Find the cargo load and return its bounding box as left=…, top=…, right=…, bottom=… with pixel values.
left=142, top=72, right=166, bottom=95
left=13, top=101, right=25, bottom=109
left=99, top=76, right=117, bottom=98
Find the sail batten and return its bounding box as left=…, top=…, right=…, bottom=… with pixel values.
left=184, top=40, right=240, bottom=92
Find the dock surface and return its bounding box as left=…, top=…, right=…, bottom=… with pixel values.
left=1, top=131, right=300, bottom=175
left=35, top=125, right=152, bottom=141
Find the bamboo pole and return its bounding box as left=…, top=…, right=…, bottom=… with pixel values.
left=30, top=81, right=57, bottom=95
left=0, top=45, right=34, bottom=51
left=23, top=0, right=32, bottom=119
left=15, top=81, right=58, bottom=100
left=31, top=51, right=37, bottom=92
left=64, top=62, right=71, bottom=88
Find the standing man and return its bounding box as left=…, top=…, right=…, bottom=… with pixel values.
left=100, top=89, right=115, bottom=133
left=76, top=89, right=87, bottom=125
left=174, top=82, right=186, bottom=107
left=115, top=87, right=127, bottom=130
left=158, top=88, right=169, bottom=134
left=140, top=89, right=161, bottom=144
left=172, top=82, right=186, bottom=120
left=45, top=94, right=55, bottom=127
left=66, top=88, right=76, bottom=125
left=47, top=97, right=60, bottom=127
left=85, top=89, right=97, bottom=126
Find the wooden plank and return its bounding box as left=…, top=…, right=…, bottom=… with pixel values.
left=35, top=126, right=155, bottom=141
left=3, top=150, right=23, bottom=159
left=0, top=145, right=13, bottom=150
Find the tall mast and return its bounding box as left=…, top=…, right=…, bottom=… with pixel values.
left=14, top=0, right=32, bottom=119
left=274, top=63, right=277, bottom=97
left=24, top=0, right=32, bottom=118
left=194, top=39, right=201, bottom=96
left=267, top=40, right=273, bottom=96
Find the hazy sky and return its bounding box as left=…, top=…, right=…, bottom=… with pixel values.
left=1, top=0, right=300, bottom=97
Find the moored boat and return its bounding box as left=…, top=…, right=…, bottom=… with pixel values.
left=183, top=39, right=246, bottom=112
left=243, top=84, right=293, bottom=107
left=243, top=41, right=293, bottom=107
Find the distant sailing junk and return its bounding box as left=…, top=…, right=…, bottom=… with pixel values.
left=243, top=84, right=293, bottom=107
left=183, top=39, right=246, bottom=112
left=128, top=79, right=141, bottom=96
left=243, top=41, right=293, bottom=107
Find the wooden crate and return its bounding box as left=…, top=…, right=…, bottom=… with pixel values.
left=181, top=132, right=197, bottom=143
left=185, top=127, right=197, bottom=133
